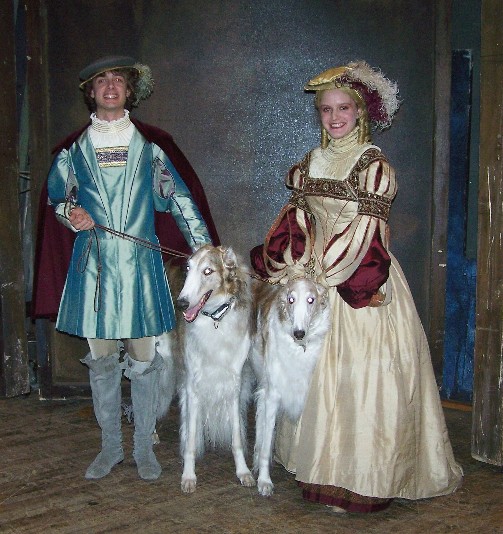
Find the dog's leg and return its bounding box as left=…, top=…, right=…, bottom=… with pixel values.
left=257, top=389, right=280, bottom=496
left=181, top=387, right=199, bottom=493
left=231, top=393, right=255, bottom=488
left=253, top=387, right=265, bottom=472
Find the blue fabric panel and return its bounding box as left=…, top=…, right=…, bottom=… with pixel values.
left=442, top=50, right=476, bottom=402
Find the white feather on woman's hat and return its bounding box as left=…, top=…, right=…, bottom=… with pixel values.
left=305, top=61, right=400, bottom=129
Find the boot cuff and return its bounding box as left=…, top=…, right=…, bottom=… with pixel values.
left=124, top=352, right=164, bottom=379
left=81, top=352, right=122, bottom=375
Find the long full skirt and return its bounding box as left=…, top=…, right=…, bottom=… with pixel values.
left=275, top=253, right=463, bottom=500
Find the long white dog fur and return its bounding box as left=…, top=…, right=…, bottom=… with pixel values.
left=250, top=278, right=330, bottom=496
left=158, top=244, right=255, bottom=493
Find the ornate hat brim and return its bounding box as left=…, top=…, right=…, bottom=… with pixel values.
left=305, top=61, right=400, bottom=129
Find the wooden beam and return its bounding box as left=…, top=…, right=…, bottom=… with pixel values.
left=25, top=0, right=50, bottom=393
left=472, top=0, right=503, bottom=466
left=26, top=0, right=50, bottom=237
left=0, top=1, right=29, bottom=397
left=429, top=0, right=452, bottom=378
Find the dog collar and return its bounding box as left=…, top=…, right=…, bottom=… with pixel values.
left=202, top=297, right=235, bottom=327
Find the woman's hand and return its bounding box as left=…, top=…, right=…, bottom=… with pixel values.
left=69, top=207, right=95, bottom=231
left=368, top=290, right=385, bottom=307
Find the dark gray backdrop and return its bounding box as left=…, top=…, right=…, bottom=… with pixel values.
left=46, top=0, right=434, bottom=324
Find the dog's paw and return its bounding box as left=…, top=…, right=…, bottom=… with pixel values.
left=257, top=479, right=274, bottom=497
left=239, top=471, right=256, bottom=488
left=181, top=476, right=197, bottom=494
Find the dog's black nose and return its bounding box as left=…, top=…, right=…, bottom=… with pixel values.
left=177, top=297, right=189, bottom=311
left=294, top=329, right=305, bottom=340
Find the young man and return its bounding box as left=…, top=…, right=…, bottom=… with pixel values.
left=37, top=56, right=219, bottom=481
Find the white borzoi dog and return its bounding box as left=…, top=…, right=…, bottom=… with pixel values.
left=250, top=278, right=330, bottom=497
left=172, top=244, right=255, bottom=493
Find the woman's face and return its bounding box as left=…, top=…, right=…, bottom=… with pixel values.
left=318, top=89, right=361, bottom=140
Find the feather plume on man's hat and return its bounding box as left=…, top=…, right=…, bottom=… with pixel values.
left=79, top=55, right=154, bottom=106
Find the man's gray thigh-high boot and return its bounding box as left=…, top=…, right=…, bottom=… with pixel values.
left=124, top=352, right=164, bottom=480
left=81, top=352, right=124, bottom=479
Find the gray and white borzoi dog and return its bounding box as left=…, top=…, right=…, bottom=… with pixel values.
left=159, top=244, right=256, bottom=493
left=250, top=278, right=330, bottom=497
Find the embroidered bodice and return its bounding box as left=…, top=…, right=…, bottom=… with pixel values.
left=288, top=129, right=394, bottom=222
left=252, top=128, right=397, bottom=290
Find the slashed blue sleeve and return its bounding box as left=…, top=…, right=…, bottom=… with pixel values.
left=152, top=145, right=211, bottom=251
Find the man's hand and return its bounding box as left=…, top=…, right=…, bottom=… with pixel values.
left=69, top=207, right=95, bottom=230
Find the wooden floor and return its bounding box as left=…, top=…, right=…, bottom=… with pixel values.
left=0, top=394, right=501, bottom=533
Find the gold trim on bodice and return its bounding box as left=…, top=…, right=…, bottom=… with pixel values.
left=289, top=148, right=392, bottom=221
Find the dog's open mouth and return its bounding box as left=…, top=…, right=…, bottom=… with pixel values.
left=183, top=290, right=213, bottom=323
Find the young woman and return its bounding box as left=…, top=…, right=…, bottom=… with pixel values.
left=251, top=61, right=463, bottom=513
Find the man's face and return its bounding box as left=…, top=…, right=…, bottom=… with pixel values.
left=90, top=70, right=130, bottom=120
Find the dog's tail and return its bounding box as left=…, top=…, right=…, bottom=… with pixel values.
left=155, top=332, right=178, bottom=420
left=239, top=360, right=255, bottom=455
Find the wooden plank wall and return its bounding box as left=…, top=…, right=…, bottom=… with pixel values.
left=429, top=0, right=452, bottom=378
left=472, top=0, right=503, bottom=466
left=0, top=1, right=29, bottom=397
left=26, top=1, right=51, bottom=245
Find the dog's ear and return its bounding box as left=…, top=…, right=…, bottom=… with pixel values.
left=221, top=246, right=238, bottom=271
left=277, top=285, right=289, bottom=317
left=317, top=284, right=329, bottom=308
left=193, top=243, right=209, bottom=253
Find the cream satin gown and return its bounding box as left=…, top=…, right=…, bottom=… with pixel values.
left=274, top=130, right=463, bottom=499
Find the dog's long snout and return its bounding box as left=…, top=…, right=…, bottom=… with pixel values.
left=294, top=329, right=306, bottom=341
left=177, top=297, right=189, bottom=311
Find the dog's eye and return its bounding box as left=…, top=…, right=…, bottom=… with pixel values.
left=288, top=296, right=295, bottom=304
left=307, top=297, right=315, bottom=304
left=203, top=267, right=214, bottom=276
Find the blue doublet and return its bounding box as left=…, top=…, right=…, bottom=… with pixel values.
left=48, top=127, right=210, bottom=339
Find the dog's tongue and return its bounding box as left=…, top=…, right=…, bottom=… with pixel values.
left=183, top=290, right=212, bottom=323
